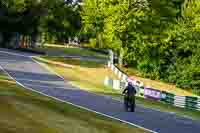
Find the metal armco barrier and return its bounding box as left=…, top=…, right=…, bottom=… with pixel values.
left=197, top=100, right=200, bottom=111
left=174, top=95, right=185, bottom=108
left=120, top=81, right=127, bottom=89
left=108, top=61, right=129, bottom=81
left=104, top=76, right=113, bottom=88
left=185, top=96, right=198, bottom=110
left=118, top=71, right=123, bottom=79
left=113, top=80, right=120, bottom=90
left=161, top=93, right=200, bottom=111
left=161, top=92, right=175, bottom=105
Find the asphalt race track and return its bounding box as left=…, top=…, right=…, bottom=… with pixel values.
left=0, top=48, right=200, bottom=133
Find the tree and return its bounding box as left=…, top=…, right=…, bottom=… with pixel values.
left=0, top=0, right=81, bottom=47
left=41, top=0, right=81, bottom=43
left=81, top=0, right=200, bottom=93
left=81, top=0, right=106, bottom=48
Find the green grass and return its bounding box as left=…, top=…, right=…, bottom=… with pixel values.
left=37, top=56, right=120, bottom=95
left=42, top=44, right=108, bottom=59
left=41, top=56, right=105, bottom=68
left=38, top=57, right=200, bottom=121
left=117, top=66, right=196, bottom=96
left=0, top=71, right=146, bottom=133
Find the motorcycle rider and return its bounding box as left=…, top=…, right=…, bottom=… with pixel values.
left=122, top=82, right=137, bottom=112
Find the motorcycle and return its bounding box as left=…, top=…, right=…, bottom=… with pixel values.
left=123, top=93, right=135, bottom=112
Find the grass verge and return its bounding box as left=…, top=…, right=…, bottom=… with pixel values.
left=37, top=57, right=200, bottom=121
left=117, top=66, right=196, bottom=96
left=36, top=56, right=120, bottom=95
left=0, top=70, right=147, bottom=133
left=42, top=44, right=108, bottom=59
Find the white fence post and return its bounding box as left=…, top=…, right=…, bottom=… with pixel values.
left=108, top=61, right=111, bottom=68
left=174, top=96, right=186, bottom=108
left=122, top=74, right=128, bottom=81
left=113, top=80, right=120, bottom=90
left=111, top=64, right=115, bottom=71
left=109, top=50, right=114, bottom=64
left=197, top=99, right=200, bottom=111
left=118, top=71, right=122, bottom=79
left=104, top=76, right=110, bottom=86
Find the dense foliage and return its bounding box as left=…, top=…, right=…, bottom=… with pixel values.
left=0, top=0, right=81, bottom=46
left=0, top=0, right=199, bottom=93
left=81, top=0, right=200, bottom=93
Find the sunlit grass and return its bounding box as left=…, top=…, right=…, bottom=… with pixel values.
left=38, top=56, right=120, bottom=95
left=45, top=43, right=68, bottom=48
left=0, top=71, right=146, bottom=133
left=42, top=44, right=108, bottom=59
left=118, top=67, right=196, bottom=96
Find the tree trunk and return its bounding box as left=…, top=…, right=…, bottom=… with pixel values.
left=119, top=47, right=124, bottom=67
left=21, top=35, right=25, bottom=48
left=0, top=32, right=3, bottom=46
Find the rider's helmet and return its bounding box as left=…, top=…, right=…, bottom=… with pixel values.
left=128, top=81, right=132, bottom=86
left=127, top=77, right=134, bottom=86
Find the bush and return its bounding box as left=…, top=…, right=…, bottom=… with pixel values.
left=191, top=80, right=200, bottom=90
left=176, top=80, right=192, bottom=89
left=137, top=60, right=160, bottom=80
left=89, top=38, right=97, bottom=48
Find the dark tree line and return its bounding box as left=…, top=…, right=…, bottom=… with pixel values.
left=0, top=0, right=81, bottom=47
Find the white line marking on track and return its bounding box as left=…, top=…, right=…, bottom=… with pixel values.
left=22, top=83, right=66, bottom=89
left=0, top=50, right=158, bottom=133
